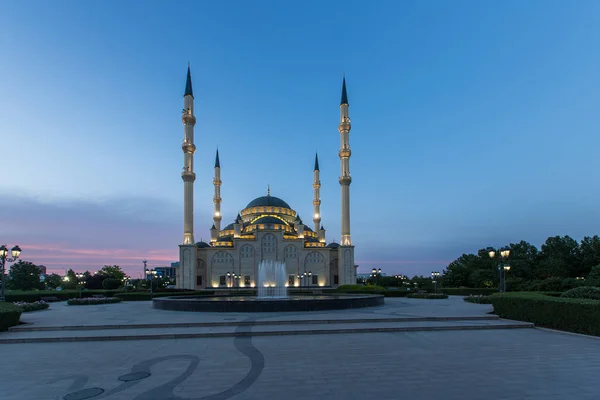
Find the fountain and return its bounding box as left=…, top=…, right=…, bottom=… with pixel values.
left=257, top=260, right=287, bottom=299
left=152, top=260, right=384, bottom=312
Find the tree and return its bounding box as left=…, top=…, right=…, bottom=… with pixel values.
left=98, top=265, right=125, bottom=280
left=540, top=236, right=582, bottom=278
left=44, top=273, right=62, bottom=289
left=62, top=269, right=78, bottom=290
left=507, top=241, right=540, bottom=281
left=9, top=261, right=41, bottom=291
left=579, top=236, right=600, bottom=276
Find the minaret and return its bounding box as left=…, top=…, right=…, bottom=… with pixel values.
left=338, top=77, right=352, bottom=246
left=313, top=153, right=321, bottom=232
left=181, top=65, right=196, bottom=245
left=213, top=149, right=222, bottom=232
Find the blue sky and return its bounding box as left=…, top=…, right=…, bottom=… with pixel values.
left=1, top=1, right=600, bottom=277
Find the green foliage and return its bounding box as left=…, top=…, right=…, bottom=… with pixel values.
left=463, top=295, right=492, bottom=304
left=8, top=261, right=41, bottom=291
left=407, top=293, right=448, bottom=299
left=67, top=297, right=122, bottom=305
left=491, top=292, right=600, bottom=336
left=334, top=284, right=387, bottom=294
left=561, top=286, right=600, bottom=300
left=441, top=288, right=497, bottom=296
left=14, top=301, right=50, bottom=312
left=0, top=302, right=22, bottom=331
left=587, top=265, right=600, bottom=281
left=5, top=289, right=120, bottom=302
left=115, top=290, right=216, bottom=301
left=62, top=269, right=78, bottom=290
left=44, top=273, right=62, bottom=289
left=98, top=265, right=125, bottom=280
left=102, top=278, right=122, bottom=290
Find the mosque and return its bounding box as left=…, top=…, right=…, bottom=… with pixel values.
left=176, top=66, right=356, bottom=289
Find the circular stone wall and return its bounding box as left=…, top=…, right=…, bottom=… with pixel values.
left=152, top=294, right=384, bottom=312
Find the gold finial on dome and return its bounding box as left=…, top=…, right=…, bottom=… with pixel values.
left=267, top=184, right=271, bottom=196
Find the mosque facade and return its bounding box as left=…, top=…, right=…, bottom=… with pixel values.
left=176, top=67, right=356, bottom=289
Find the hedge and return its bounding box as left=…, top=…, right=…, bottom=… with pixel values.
left=407, top=293, right=449, bottom=299
left=0, top=303, right=22, bottom=331
left=67, top=297, right=122, bottom=305
left=14, top=301, right=50, bottom=312
left=115, top=290, right=217, bottom=301
left=441, top=288, right=498, bottom=296
left=491, top=292, right=600, bottom=336
left=463, top=295, right=492, bottom=304
left=5, top=290, right=122, bottom=302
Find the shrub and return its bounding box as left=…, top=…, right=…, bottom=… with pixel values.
left=407, top=293, right=448, bottom=299
left=67, top=297, right=122, bottom=305
left=491, top=292, right=600, bottom=336
left=383, top=290, right=409, bottom=297
left=463, top=295, right=492, bottom=304
left=115, top=290, right=216, bottom=301
left=441, top=288, right=497, bottom=296
left=534, top=277, right=563, bottom=292
left=333, top=285, right=387, bottom=294
left=561, top=286, right=600, bottom=300
left=0, top=302, right=22, bottom=331
left=14, top=301, right=50, bottom=312
left=5, top=290, right=121, bottom=303
left=102, top=278, right=122, bottom=290
left=560, top=278, right=585, bottom=291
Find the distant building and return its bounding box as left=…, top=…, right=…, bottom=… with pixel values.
left=37, top=265, right=47, bottom=275
left=155, top=266, right=176, bottom=280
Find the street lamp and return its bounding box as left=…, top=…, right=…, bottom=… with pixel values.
left=0, top=245, right=21, bottom=302
left=431, top=271, right=440, bottom=293
left=371, top=268, right=377, bottom=285
left=488, top=247, right=510, bottom=292
left=394, top=275, right=402, bottom=288
left=303, top=271, right=308, bottom=289
left=308, top=271, right=312, bottom=288
left=146, top=268, right=157, bottom=295
left=75, top=272, right=85, bottom=298
left=503, top=265, right=511, bottom=292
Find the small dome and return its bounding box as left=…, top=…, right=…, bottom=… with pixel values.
left=253, top=216, right=287, bottom=225
left=246, top=195, right=291, bottom=209
left=326, top=242, right=340, bottom=249
left=195, top=241, right=211, bottom=248
left=223, top=223, right=235, bottom=230
left=303, top=225, right=313, bottom=232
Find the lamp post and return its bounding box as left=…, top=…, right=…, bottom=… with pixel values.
left=431, top=271, right=440, bottom=293
left=146, top=268, right=157, bottom=296
left=308, top=271, right=312, bottom=288
left=75, top=272, right=85, bottom=298
left=503, top=265, right=511, bottom=292
left=377, top=268, right=382, bottom=286
left=371, top=268, right=376, bottom=285
left=394, top=275, right=402, bottom=288
left=303, top=272, right=308, bottom=290
left=0, top=245, right=21, bottom=302
left=488, top=247, right=510, bottom=292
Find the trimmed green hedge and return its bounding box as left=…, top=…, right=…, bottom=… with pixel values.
left=115, top=290, right=217, bottom=301
left=5, top=290, right=122, bottom=302
left=0, top=303, right=22, bottom=331
left=407, top=293, right=449, bottom=299
left=67, top=297, right=122, bottom=305
left=561, top=286, right=600, bottom=300
left=14, top=301, right=50, bottom=312
left=463, top=295, right=492, bottom=304
left=441, top=288, right=497, bottom=296
left=491, top=292, right=600, bottom=336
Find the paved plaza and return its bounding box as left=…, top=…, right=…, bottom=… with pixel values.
left=1, top=297, right=599, bottom=399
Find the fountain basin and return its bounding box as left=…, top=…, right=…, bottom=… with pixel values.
left=152, top=294, right=384, bottom=312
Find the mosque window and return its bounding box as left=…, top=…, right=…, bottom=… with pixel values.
left=312, top=275, right=318, bottom=285
left=284, top=246, right=297, bottom=260
left=241, top=245, right=254, bottom=258
left=219, top=276, right=226, bottom=286
left=262, top=233, right=277, bottom=254
left=244, top=275, right=251, bottom=286
left=334, top=275, right=339, bottom=284
left=196, top=276, right=203, bottom=286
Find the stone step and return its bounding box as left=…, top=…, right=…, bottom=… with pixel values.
left=10, top=315, right=500, bottom=332
left=0, top=319, right=533, bottom=344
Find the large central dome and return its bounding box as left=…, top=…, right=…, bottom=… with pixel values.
left=245, top=195, right=291, bottom=209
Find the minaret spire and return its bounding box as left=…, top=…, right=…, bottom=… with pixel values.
left=184, top=64, right=194, bottom=98
left=338, top=76, right=352, bottom=247
left=213, top=148, right=222, bottom=232
left=181, top=65, right=196, bottom=245
left=313, top=152, right=321, bottom=232
left=267, top=184, right=271, bottom=196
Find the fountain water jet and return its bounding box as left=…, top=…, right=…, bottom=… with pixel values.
left=257, top=260, right=288, bottom=298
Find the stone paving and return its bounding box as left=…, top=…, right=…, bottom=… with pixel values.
left=1, top=297, right=599, bottom=399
